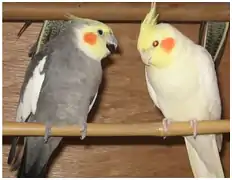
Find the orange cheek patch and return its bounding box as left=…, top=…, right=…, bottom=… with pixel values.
left=83, top=32, right=97, bottom=45
left=161, top=37, right=175, bottom=53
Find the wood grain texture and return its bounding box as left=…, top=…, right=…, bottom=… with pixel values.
left=2, top=22, right=230, bottom=178
left=3, top=2, right=230, bottom=21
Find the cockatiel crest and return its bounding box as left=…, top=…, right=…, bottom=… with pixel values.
left=137, top=2, right=192, bottom=68
left=138, top=2, right=159, bottom=51
left=140, top=2, right=159, bottom=30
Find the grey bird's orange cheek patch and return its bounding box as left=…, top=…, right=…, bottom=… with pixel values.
left=161, top=37, right=175, bottom=53
left=83, top=32, right=97, bottom=45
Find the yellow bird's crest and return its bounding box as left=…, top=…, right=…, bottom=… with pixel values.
left=138, top=2, right=159, bottom=50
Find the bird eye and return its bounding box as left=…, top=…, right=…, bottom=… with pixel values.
left=97, top=29, right=103, bottom=35
left=152, top=40, right=159, bottom=47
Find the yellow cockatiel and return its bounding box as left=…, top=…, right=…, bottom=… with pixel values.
left=137, top=2, right=224, bottom=178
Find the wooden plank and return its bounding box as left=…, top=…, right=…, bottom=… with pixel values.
left=3, top=2, right=230, bottom=22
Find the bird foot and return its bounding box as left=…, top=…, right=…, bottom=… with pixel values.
left=44, top=123, right=52, bottom=143
left=162, top=118, right=171, bottom=139
left=80, top=122, right=87, bottom=140
left=190, top=119, right=198, bottom=139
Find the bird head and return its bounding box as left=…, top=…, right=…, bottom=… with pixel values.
left=137, top=3, right=182, bottom=68
left=66, top=14, right=119, bottom=61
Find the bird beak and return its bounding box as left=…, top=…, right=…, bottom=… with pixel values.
left=106, top=43, right=117, bottom=53
left=139, top=49, right=152, bottom=66
left=106, top=34, right=120, bottom=54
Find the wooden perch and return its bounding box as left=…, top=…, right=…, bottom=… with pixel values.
left=3, top=2, right=229, bottom=22
left=3, top=120, right=230, bottom=137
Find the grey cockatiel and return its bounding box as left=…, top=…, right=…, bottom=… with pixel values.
left=8, top=20, right=76, bottom=173
left=7, top=15, right=118, bottom=178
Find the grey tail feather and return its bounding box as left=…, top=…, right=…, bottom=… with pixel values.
left=11, top=143, right=25, bottom=172
left=17, top=141, right=48, bottom=178
left=198, top=21, right=229, bottom=69
left=17, top=21, right=33, bottom=39
left=214, top=35, right=228, bottom=69
left=17, top=137, right=62, bottom=178
left=7, top=137, right=20, bottom=165
left=8, top=137, right=26, bottom=172
left=8, top=115, right=31, bottom=168
left=214, top=23, right=229, bottom=69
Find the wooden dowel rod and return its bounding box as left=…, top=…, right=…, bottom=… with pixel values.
left=2, top=2, right=230, bottom=22
left=3, top=120, right=230, bottom=137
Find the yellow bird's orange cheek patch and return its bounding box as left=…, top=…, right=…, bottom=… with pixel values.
left=161, top=37, right=175, bottom=53
left=83, top=32, right=97, bottom=45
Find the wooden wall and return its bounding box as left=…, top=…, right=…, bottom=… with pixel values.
left=2, top=21, right=230, bottom=177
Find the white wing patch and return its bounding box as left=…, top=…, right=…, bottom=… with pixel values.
left=145, top=68, right=160, bottom=109
left=88, top=91, right=98, bottom=113
left=31, top=56, right=47, bottom=114
left=16, top=102, right=25, bottom=122
left=16, top=56, right=47, bottom=122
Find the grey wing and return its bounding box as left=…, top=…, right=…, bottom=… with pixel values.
left=14, top=19, right=72, bottom=122
left=17, top=20, right=71, bottom=58
left=9, top=22, right=70, bottom=171
left=8, top=51, right=56, bottom=173
left=15, top=55, right=48, bottom=123
left=8, top=53, right=48, bottom=167
left=32, top=46, right=102, bottom=127
left=15, top=19, right=68, bottom=122
left=8, top=21, right=58, bottom=167
left=19, top=66, right=100, bottom=175
left=30, top=20, right=71, bottom=58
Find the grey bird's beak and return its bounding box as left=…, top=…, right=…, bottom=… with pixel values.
left=106, top=34, right=120, bottom=54
left=106, top=43, right=117, bottom=54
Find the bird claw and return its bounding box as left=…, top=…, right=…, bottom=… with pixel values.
left=80, top=122, right=87, bottom=140
left=190, top=119, right=197, bottom=139
left=162, top=118, right=171, bottom=139
left=44, top=123, right=52, bottom=143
